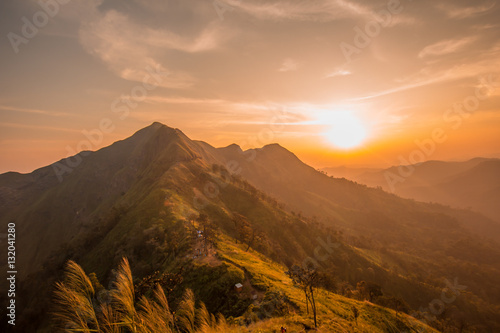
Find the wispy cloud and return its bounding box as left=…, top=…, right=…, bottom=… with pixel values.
left=325, top=69, right=352, bottom=78
left=0, top=105, right=73, bottom=117
left=126, top=97, right=313, bottom=128
left=145, top=96, right=227, bottom=105
left=143, top=96, right=312, bottom=124
left=418, top=37, right=476, bottom=58
left=79, top=9, right=230, bottom=88
left=350, top=43, right=500, bottom=101
left=437, top=2, right=496, bottom=19
left=361, top=72, right=494, bottom=102
left=222, top=0, right=415, bottom=25
left=278, top=58, right=299, bottom=72
left=0, top=122, right=81, bottom=133
left=221, top=0, right=347, bottom=21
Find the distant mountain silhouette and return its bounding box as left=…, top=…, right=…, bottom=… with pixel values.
left=325, top=158, right=500, bottom=222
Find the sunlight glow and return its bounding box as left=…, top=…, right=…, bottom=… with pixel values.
left=323, top=111, right=367, bottom=149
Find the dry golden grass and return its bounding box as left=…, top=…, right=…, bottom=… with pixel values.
left=53, top=253, right=438, bottom=333
left=53, top=258, right=242, bottom=333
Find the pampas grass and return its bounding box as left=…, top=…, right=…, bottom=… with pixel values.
left=53, top=260, right=99, bottom=332
left=175, top=289, right=196, bottom=333
left=53, top=258, right=243, bottom=333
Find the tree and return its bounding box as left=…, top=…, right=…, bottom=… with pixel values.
left=443, top=308, right=469, bottom=333
left=454, top=315, right=469, bottom=333
left=338, top=281, right=353, bottom=297
left=197, top=213, right=219, bottom=253
left=356, top=281, right=382, bottom=302
left=243, top=225, right=265, bottom=252
left=390, top=297, right=409, bottom=318
left=286, top=265, right=320, bottom=328
left=134, top=268, right=184, bottom=300
left=232, top=213, right=265, bottom=252
left=376, top=296, right=409, bottom=318
left=352, top=305, right=359, bottom=326
left=233, top=213, right=252, bottom=245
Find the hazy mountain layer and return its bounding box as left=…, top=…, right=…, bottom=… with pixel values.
left=323, top=158, right=500, bottom=223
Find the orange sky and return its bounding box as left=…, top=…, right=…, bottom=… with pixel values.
left=1, top=0, right=500, bottom=173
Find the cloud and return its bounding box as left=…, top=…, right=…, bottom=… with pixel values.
left=437, top=2, right=496, bottom=19
left=125, top=96, right=312, bottom=129
left=389, top=15, right=418, bottom=27
left=221, top=0, right=415, bottom=25
left=221, top=0, right=347, bottom=21
left=0, top=122, right=81, bottom=133
left=351, top=57, right=500, bottom=101
left=279, top=58, right=299, bottom=72
left=0, top=105, right=73, bottom=117
left=78, top=7, right=230, bottom=88
left=325, top=69, right=352, bottom=78
left=145, top=96, right=226, bottom=105
left=346, top=39, right=500, bottom=101
left=418, top=37, right=476, bottom=58
left=142, top=96, right=308, bottom=122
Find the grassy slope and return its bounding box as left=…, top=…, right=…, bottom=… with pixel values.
left=71, top=163, right=438, bottom=332
left=69, top=157, right=487, bottom=331
left=217, top=235, right=438, bottom=333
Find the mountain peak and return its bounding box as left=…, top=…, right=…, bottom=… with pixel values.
left=145, top=121, right=171, bottom=131
left=222, top=143, right=243, bottom=152
left=151, top=121, right=165, bottom=127
left=261, top=143, right=287, bottom=151
left=145, top=121, right=185, bottom=132
left=132, top=122, right=193, bottom=142
left=148, top=122, right=189, bottom=139
left=260, top=143, right=296, bottom=157
left=252, top=143, right=305, bottom=167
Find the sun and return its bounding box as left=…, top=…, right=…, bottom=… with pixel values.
left=323, top=111, right=367, bottom=149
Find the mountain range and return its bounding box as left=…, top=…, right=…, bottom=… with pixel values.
left=1, top=122, right=499, bottom=332
left=323, top=158, right=500, bottom=223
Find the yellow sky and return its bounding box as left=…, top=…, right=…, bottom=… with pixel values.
left=1, top=0, right=500, bottom=173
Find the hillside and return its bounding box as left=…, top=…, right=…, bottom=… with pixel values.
left=1, top=122, right=499, bottom=332
left=48, top=232, right=440, bottom=333
left=181, top=233, right=440, bottom=333
left=321, top=166, right=382, bottom=181
left=0, top=122, right=204, bottom=277
left=203, top=142, right=500, bottom=242
left=324, top=159, right=500, bottom=223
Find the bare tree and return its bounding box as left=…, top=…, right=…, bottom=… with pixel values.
left=286, top=265, right=320, bottom=328
left=352, top=305, right=359, bottom=326
left=232, top=213, right=265, bottom=252
left=197, top=214, right=219, bottom=254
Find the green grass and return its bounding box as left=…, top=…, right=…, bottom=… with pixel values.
left=216, top=234, right=439, bottom=333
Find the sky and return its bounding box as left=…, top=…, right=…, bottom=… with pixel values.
left=1, top=0, right=500, bottom=173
